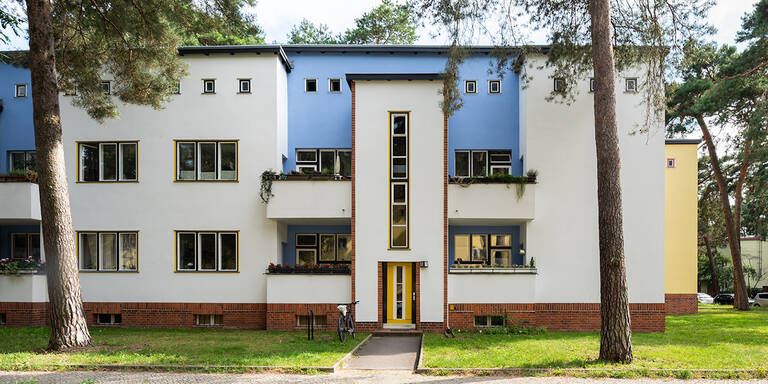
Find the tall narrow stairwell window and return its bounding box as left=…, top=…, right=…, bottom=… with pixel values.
left=389, top=112, right=410, bottom=249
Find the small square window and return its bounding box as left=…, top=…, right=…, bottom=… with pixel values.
left=174, top=82, right=181, bottom=94
left=625, top=78, right=638, bottom=92
left=101, top=81, right=111, bottom=95
left=239, top=79, right=251, bottom=93
left=329, top=78, right=342, bottom=93
left=667, top=158, right=676, bottom=168
left=589, top=78, right=595, bottom=92
left=203, top=79, right=215, bottom=94
left=488, top=80, right=501, bottom=94
left=554, top=78, right=566, bottom=93
left=465, top=80, right=477, bottom=94
left=305, top=78, right=317, bottom=93
left=14, top=84, right=27, bottom=98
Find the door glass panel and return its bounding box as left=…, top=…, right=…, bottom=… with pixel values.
left=492, top=250, right=512, bottom=266
left=80, top=144, right=99, bottom=181
left=472, top=151, right=487, bottom=176
left=319, top=234, right=336, bottom=262
left=220, top=233, right=237, bottom=270
left=454, top=234, right=470, bottom=263
left=471, top=234, right=487, bottom=263
left=337, top=235, right=352, bottom=261
left=199, top=143, right=216, bottom=180
left=79, top=233, right=98, bottom=269
left=219, top=142, right=237, bottom=180
left=99, top=233, right=118, bottom=271
left=120, top=143, right=137, bottom=180
left=396, top=266, right=403, bottom=319
left=101, top=144, right=117, bottom=181
left=177, top=142, right=196, bottom=180
left=455, top=151, right=469, bottom=177
left=119, top=233, right=138, bottom=271
left=199, top=233, right=216, bottom=270
left=178, top=233, right=196, bottom=270
left=11, top=234, right=27, bottom=259
left=320, top=151, right=335, bottom=174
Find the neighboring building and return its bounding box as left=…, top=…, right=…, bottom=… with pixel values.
left=664, top=139, right=700, bottom=314
left=711, top=237, right=768, bottom=294
left=1, top=45, right=691, bottom=332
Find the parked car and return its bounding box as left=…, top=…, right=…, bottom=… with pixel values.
left=753, top=292, right=768, bottom=307
left=713, top=293, right=756, bottom=306
left=697, top=293, right=714, bottom=304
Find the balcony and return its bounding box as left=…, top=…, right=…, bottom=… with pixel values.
left=265, top=176, right=351, bottom=224
left=266, top=273, right=351, bottom=304
left=448, top=178, right=535, bottom=224
left=0, top=180, right=41, bottom=223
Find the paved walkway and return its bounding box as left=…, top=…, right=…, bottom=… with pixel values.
left=1, top=371, right=764, bottom=384
left=343, top=335, right=421, bottom=370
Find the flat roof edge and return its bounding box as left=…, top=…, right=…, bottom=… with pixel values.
left=665, top=138, right=702, bottom=145
left=345, top=73, right=444, bottom=85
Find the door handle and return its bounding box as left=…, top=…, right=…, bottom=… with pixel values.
left=412, top=292, right=416, bottom=301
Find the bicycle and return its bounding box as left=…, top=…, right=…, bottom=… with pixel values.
left=336, top=300, right=359, bottom=342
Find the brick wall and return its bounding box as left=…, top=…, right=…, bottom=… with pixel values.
left=0, top=302, right=48, bottom=326
left=665, top=293, right=698, bottom=314
left=265, top=303, right=342, bottom=330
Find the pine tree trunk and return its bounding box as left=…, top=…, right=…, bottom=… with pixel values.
left=26, top=0, right=93, bottom=350
left=696, top=115, right=750, bottom=310
left=590, top=0, right=633, bottom=363
left=703, top=236, right=720, bottom=296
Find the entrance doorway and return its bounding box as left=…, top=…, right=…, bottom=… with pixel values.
left=384, top=262, right=414, bottom=327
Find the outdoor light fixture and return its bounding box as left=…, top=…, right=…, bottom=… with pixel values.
left=519, top=245, right=526, bottom=255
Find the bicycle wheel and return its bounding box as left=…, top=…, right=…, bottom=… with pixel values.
left=347, top=315, right=355, bottom=339
left=337, top=316, right=347, bottom=343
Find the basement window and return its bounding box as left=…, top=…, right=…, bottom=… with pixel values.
left=0, top=313, right=6, bottom=325
left=196, top=314, right=223, bottom=326
left=96, top=313, right=122, bottom=325
left=297, top=315, right=327, bottom=327
left=474, top=315, right=505, bottom=327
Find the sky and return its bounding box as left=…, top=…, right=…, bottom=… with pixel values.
left=0, top=0, right=760, bottom=50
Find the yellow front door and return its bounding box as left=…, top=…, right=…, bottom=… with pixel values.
left=386, top=262, right=413, bottom=324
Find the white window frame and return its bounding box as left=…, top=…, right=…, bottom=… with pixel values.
left=238, top=79, right=251, bottom=93
left=490, top=165, right=511, bottom=175
left=328, top=78, right=342, bottom=93
left=197, top=232, right=218, bottom=271
left=465, top=80, right=477, bottom=94
left=118, top=142, right=138, bottom=181
left=471, top=150, right=489, bottom=177
left=176, top=231, right=238, bottom=272
left=489, top=153, right=511, bottom=163
left=174, top=82, right=181, bottom=94
left=554, top=78, right=566, bottom=93
left=176, top=232, right=197, bottom=271
left=79, top=142, right=138, bottom=182
left=391, top=182, right=408, bottom=247
left=78, top=231, right=138, bottom=272
left=10, top=233, right=39, bottom=260
left=101, top=80, right=111, bottom=95
left=203, top=79, right=215, bottom=94
left=99, top=143, right=118, bottom=181
left=488, top=80, right=501, bottom=94
left=217, top=142, right=238, bottom=180
left=390, top=113, right=408, bottom=180
left=296, top=165, right=317, bottom=173
left=98, top=232, right=118, bottom=271
left=197, top=142, right=217, bottom=180
left=296, top=149, right=318, bottom=163
left=319, top=149, right=337, bottom=174
left=217, top=232, right=238, bottom=272
left=8, top=151, right=35, bottom=172
left=305, top=78, right=318, bottom=93
left=318, top=234, right=337, bottom=262
left=454, top=150, right=470, bottom=177
left=195, top=314, right=223, bottom=326
left=296, top=233, right=318, bottom=247
left=625, top=78, right=638, bottom=92
left=175, top=140, right=237, bottom=181
left=296, top=248, right=317, bottom=265
left=14, top=84, right=27, bottom=98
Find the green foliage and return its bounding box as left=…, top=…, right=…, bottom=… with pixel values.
left=0, top=3, right=21, bottom=46
left=287, top=19, right=339, bottom=44
left=53, top=0, right=265, bottom=122
left=698, top=249, right=733, bottom=292
left=341, top=0, right=419, bottom=44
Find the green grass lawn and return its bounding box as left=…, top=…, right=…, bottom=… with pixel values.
left=0, top=327, right=366, bottom=371
left=423, top=304, right=768, bottom=370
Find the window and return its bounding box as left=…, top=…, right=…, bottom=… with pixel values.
left=297, top=314, right=327, bottom=327
left=589, top=78, right=595, bottom=92
left=390, top=112, right=409, bottom=249
left=203, top=79, right=215, bottom=94
left=295, top=233, right=351, bottom=264
left=174, top=82, right=181, bottom=94
left=196, top=314, right=223, bottom=326
left=238, top=79, right=251, bottom=93
left=0, top=313, right=5, bottom=325
left=625, top=78, right=638, bottom=92
left=295, top=149, right=351, bottom=176
left=175, top=231, right=238, bottom=272
left=8, top=151, right=36, bottom=172
left=175, top=140, right=237, bottom=181
left=10, top=233, right=40, bottom=261
left=475, top=315, right=504, bottom=327
left=465, top=80, right=477, bottom=94
left=454, top=150, right=512, bottom=177
left=78, top=231, right=138, bottom=272
left=488, top=80, right=501, bottom=94
left=77, top=142, right=138, bottom=182
left=329, top=78, right=342, bottom=93
left=554, top=78, right=566, bottom=93
left=14, top=84, right=27, bottom=98
left=96, top=314, right=121, bottom=325
left=101, top=81, right=111, bottom=95
left=305, top=78, right=317, bottom=93
left=454, top=233, right=519, bottom=267
left=667, top=158, right=676, bottom=168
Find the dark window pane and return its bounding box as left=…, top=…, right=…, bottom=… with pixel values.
left=338, top=151, right=351, bottom=176
left=81, top=144, right=99, bottom=181
left=491, top=316, right=504, bottom=326
left=297, top=250, right=315, bottom=264
left=337, top=235, right=352, bottom=261
left=392, top=136, right=407, bottom=157
left=79, top=233, right=98, bottom=269
left=220, top=234, right=237, bottom=270
left=178, top=143, right=196, bottom=180
left=11, top=234, right=27, bottom=259
left=455, top=152, right=469, bottom=177
left=296, top=234, right=316, bottom=247
left=305, top=79, right=317, bottom=92
left=199, top=143, right=216, bottom=180
left=320, top=151, right=335, bottom=174
left=472, top=152, right=487, bottom=176
left=492, top=250, right=512, bottom=266
left=319, top=234, right=336, bottom=262
left=120, top=143, right=137, bottom=180
left=26, top=152, right=36, bottom=171
left=28, top=234, right=40, bottom=261
left=178, top=233, right=196, bottom=270
left=392, top=115, right=406, bottom=135
left=392, top=205, right=407, bottom=225
left=296, top=150, right=316, bottom=162
left=393, top=184, right=406, bottom=203
left=219, top=142, right=237, bottom=180
left=199, top=233, right=216, bottom=270
left=392, top=158, right=407, bottom=179
left=101, top=144, right=117, bottom=181
left=10, top=152, right=25, bottom=172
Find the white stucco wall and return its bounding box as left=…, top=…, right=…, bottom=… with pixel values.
left=448, top=273, right=536, bottom=303
left=354, top=80, right=445, bottom=322
left=0, top=275, right=48, bottom=302
left=59, top=54, right=286, bottom=303
left=266, top=274, right=351, bottom=304
left=522, top=56, right=665, bottom=304
left=0, top=182, right=40, bottom=221
left=448, top=183, right=535, bottom=223
left=266, top=180, right=351, bottom=222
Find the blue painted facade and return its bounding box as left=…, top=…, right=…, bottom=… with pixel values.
left=448, top=225, right=522, bottom=266
left=283, top=51, right=521, bottom=176
left=0, top=225, right=39, bottom=260
left=282, top=225, right=351, bottom=265
left=0, top=62, right=35, bottom=173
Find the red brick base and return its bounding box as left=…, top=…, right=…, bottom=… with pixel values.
left=266, top=303, right=343, bottom=331
left=448, top=303, right=666, bottom=333
left=664, top=294, right=698, bottom=315
left=0, top=302, right=49, bottom=326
